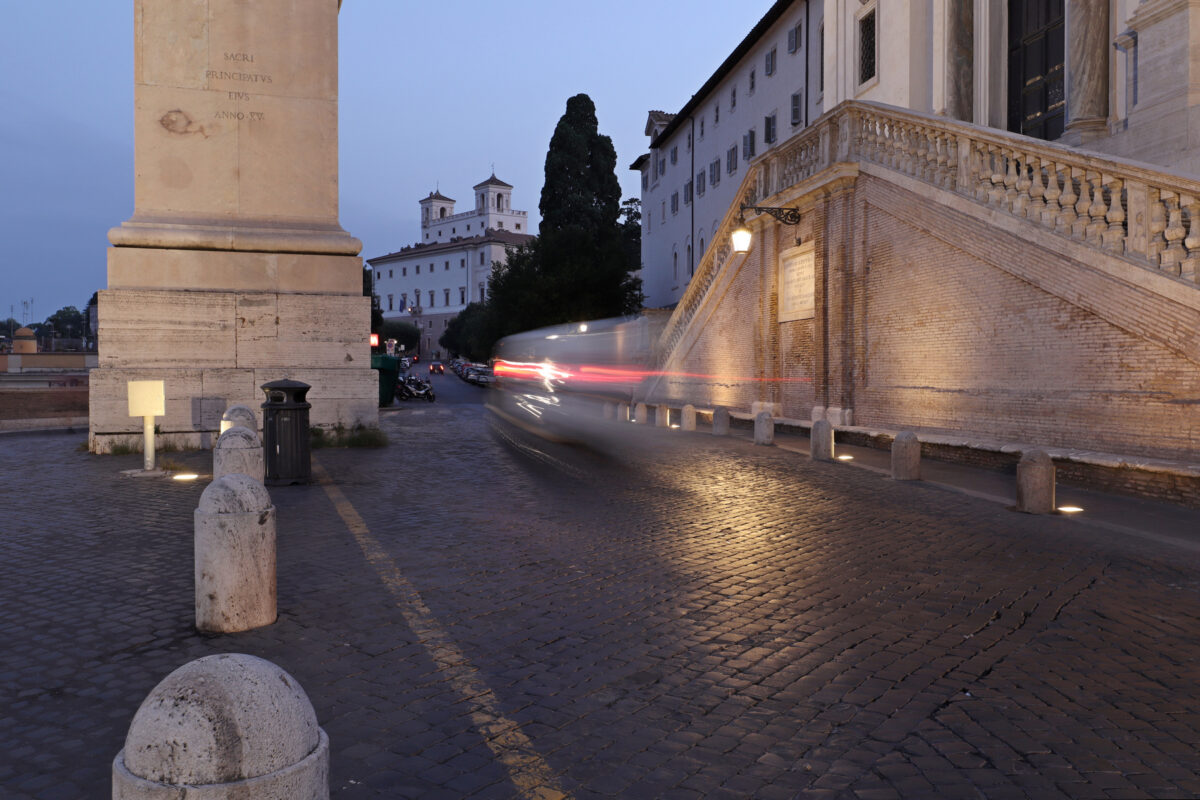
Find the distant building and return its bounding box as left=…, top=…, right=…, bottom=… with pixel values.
left=367, top=174, right=534, bottom=356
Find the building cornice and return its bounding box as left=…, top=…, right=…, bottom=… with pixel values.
left=649, top=0, right=796, bottom=149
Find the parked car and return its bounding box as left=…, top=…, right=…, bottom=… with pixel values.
left=429, top=361, right=444, bottom=374
left=465, top=366, right=496, bottom=386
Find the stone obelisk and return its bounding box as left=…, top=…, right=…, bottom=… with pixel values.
left=90, top=0, right=376, bottom=453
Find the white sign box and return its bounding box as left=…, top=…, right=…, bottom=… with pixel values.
left=127, top=380, right=165, bottom=417
left=778, top=242, right=815, bottom=322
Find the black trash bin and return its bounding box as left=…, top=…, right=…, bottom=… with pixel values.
left=260, top=379, right=312, bottom=485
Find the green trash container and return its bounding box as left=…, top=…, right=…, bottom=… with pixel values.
left=371, top=354, right=401, bottom=407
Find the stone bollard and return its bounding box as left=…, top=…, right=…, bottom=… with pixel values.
left=602, top=402, right=615, bottom=421
left=655, top=404, right=670, bottom=427
left=214, top=426, right=266, bottom=484
left=811, top=419, right=835, bottom=461
left=113, top=653, right=329, bottom=799
left=220, top=404, right=258, bottom=436
left=195, top=474, right=277, bottom=633
left=711, top=406, right=730, bottom=436
left=635, top=402, right=649, bottom=424
left=754, top=411, right=774, bottom=445
left=617, top=402, right=630, bottom=422
left=1016, top=449, right=1055, bottom=513
left=681, top=404, right=697, bottom=432
left=891, top=431, right=921, bottom=480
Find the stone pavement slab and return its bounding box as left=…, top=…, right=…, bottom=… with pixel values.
left=1, top=408, right=1198, bottom=798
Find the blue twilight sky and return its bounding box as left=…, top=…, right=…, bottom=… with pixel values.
left=0, top=1, right=775, bottom=322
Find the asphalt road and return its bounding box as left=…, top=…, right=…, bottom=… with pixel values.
left=1, top=380, right=1198, bottom=799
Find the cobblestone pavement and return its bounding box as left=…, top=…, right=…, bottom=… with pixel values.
left=1, top=396, right=1199, bottom=799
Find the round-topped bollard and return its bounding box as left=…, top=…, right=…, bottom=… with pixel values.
left=113, top=653, right=329, bottom=799
left=195, top=474, right=276, bottom=633
left=214, top=426, right=265, bottom=484
left=220, top=404, right=258, bottom=436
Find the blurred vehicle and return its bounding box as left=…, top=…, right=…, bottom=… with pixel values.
left=429, top=361, right=444, bottom=374
left=486, top=316, right=661, bottom=446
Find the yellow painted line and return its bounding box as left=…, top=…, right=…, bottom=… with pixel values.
left=312, top=457, right=569, bottom=800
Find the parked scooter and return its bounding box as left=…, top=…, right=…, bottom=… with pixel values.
left=395, top=374, right=435, bottom=402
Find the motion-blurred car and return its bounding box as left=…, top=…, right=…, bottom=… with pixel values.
left=429, top=361, right=444, bottom=374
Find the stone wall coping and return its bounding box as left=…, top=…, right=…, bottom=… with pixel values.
left=702, top=408, right=1200, bottom=479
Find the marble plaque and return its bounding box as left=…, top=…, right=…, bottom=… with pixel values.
left=779, top=243, right=816, bottom=322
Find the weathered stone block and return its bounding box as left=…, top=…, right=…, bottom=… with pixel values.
left=891, top=431, right=921, bottom=480
left=754, top=412, right=775, bottom=445
left=811, top=419, right=835, bottom=461
left=1016, top=449, right=1056, bottom=513
left=194, top=474, right=276, bottom=633
left=681, top=404, right=697, bottom=431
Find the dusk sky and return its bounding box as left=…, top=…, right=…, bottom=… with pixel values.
left=0, top=1, right=776, bottom=324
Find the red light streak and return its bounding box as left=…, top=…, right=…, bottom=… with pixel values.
left=494, top=360, right=810, bottom=386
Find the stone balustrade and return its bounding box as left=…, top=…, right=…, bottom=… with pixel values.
left=657, top=100, right=1200, bottom=366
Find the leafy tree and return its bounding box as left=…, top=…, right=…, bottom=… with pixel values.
left=618, top=197, right=642, bottom=273
left=44, top=306, right=85, bottom=338
left=439, top=302, right=496, bottom=362
left=363, top=268, right=384, bottom=334
left=381, top=319, right=419, bottom=352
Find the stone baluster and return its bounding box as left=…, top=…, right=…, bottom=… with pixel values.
left=973, top=143, right=991, bottom=203
left=1147, top=188, right=1167, bottom=268
left=988, top=146, right=1008, bottom=207
left=1161, top=192, right=1187, bottom=275
left=1101, top=176, right=1126, bottom=253
left=948, top=135, right=963, bottom=192
left=1182, top=196, right=1200, bottom=282
left=1012, top=153, right=1032, bottom=217
left=1072, top=172, right=1093, bottom=239
left=1003, top=149, right=1020, bottom=211
left=1057, top=166, right=1079, bottom=233
left=1027, top=156, right=1046, bottom=221
left=915, top=127, right=930, bottom=181
left=1041, top=161, right=1063, bottom=228
left=897, top=124, right=912, bottom=174
left=1086, top=173, right=1109, bottom=245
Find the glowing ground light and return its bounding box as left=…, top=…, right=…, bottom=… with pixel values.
left=837, top=455, right=854, bottom=461
left=172, top=473, right=200, bottom=481
left=1058, top=506, right=1084, bottom=514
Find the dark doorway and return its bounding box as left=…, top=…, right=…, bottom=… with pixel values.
left=1007, top=0, right=1065, bottom=140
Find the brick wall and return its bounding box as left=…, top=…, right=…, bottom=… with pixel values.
left=657, top=171, right=1200, bottom=463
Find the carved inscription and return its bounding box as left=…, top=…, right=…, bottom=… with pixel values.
left=206, top=53, right=269, bottom=121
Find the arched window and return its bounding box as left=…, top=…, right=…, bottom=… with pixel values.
left=439, top=207, right=447, bottom=218
left=672, top=250, right=678, bottom=280
left=687, top=244, right=693, bottom=277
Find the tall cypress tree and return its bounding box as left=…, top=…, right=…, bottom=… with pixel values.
left=486, top=94, right=642, bottom=346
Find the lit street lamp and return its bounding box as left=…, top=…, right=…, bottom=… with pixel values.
left=731, top=204, right=803, bottom=254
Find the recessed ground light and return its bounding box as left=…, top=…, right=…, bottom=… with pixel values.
left=837, top=455, right=854, bottom=461
left=670, top=424, right=680, bottom=429
left=172, top=473, right=200, bottom=481
left=1057, top=506, right=1084, bottom=514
